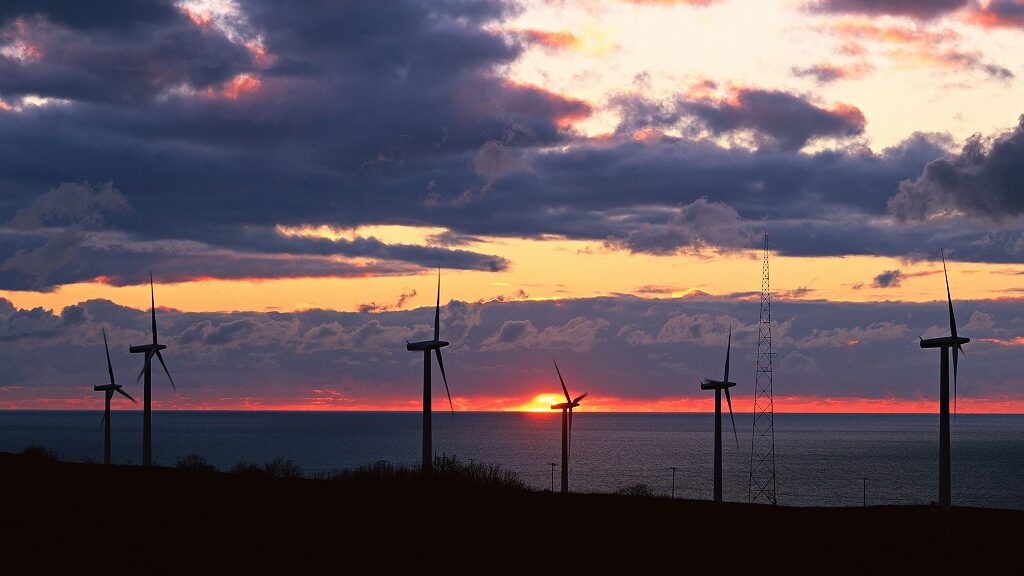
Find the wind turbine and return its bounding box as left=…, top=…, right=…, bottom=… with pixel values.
left=129, top=273, right=176, bottom=467
left=94, top=329, right=135, bottom=465
left=550, top=360, right=587, bottom=494
left=700, top=326, right=738, bottom=503
left=919, top=251, right=969, bottom=508
left=405, top=270, right=454, bottom=474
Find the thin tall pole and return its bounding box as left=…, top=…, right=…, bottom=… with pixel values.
left=561, top=409, right=569, bottom=494
left=103, top=393, right=112, bottom=466
left=670, top=467, right=678, bottom=499
left=714, top=388, right=723, bottom=502
left=142, top=358, right=152, bottom=467
left=939, top=347, right=951, bottom=508
left=423, top=349, right=432, bottom=475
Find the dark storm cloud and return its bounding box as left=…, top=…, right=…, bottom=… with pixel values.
left=889, top=116, right=1024, bottom=224
left=0, top=182, right=509, bottom=290
left=612, top=88, right=867, bottom=151
left=807, top=0, right=971, bottom=19
left=2, top=294, right=1022, bottom=406
left=681, top=89, right=866, bottom=151
left=0, top=0, right=179, bottom=30
left=609, top=198, right=754, bottom=255
left=0, top=11, right=254, bottom=104
left=1, top=0, right=1023, bottom=289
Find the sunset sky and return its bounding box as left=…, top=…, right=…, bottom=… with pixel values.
left=1, top=0, right=1023, bottom=412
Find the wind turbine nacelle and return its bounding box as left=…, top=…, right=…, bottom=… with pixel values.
left=550, top=402, right=579, bottom=410
left=129, top=343, right=167, bottom=353
left=700, top=379, right=737, bottom=390
left=94, top=384, right=120, bottom=392
left=920, top=336, right=970, bottom=349
left=406, top=339, right=449, bottom=351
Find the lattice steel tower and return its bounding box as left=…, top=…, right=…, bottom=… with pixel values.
left=748, top=232, right=777, bottom=505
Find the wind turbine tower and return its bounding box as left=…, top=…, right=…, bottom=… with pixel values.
left=129, top=274, right=176, bottom=467
left=700, top=326, right=738, bottom=502
left=94, top=329, right=135, bottom=465
left=919, top=251, right=969, bottom=508
left=406, top=270, right=455, bottom=474
left=550, top=360, right=587, bottom=494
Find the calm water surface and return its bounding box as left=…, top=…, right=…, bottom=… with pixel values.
left=1, top=411, right=1021, bottom=509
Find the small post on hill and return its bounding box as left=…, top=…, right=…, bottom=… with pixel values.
left=670, top=467, right=678, bottom=499
left=550, top=463, right=556, bottom=492
left=862, top=477, right=867, bottom=507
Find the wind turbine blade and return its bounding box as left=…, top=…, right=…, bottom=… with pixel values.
left=100, top=411, right=106, bottom=429
left=943, top=251, right=957, bottom=338
left=150, top=273, right=158, bottom=344
left=103, top=329, right=116, bottom=386
left=435, top=349, right=453, bottom=415
left=724, top=325, right=732, bottom=382
left=553, top=359, right=571, bottom=403
left=724, top=387, right=738, bottom=450
left=155, top=350, right=175, bottom=391
left=116, top=387, right=137, bottom=403
left=433, top=269, right=441, bottom=342
left=573, top=392, right=588, bottom=403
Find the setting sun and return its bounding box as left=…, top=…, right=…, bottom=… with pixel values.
left=515, top=393, right=567, bottom=412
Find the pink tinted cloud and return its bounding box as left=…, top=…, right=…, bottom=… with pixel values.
left=969, top=0, right=1024, bottom=29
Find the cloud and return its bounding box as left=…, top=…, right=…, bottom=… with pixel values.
left=9, top=181, right=128, bottom=229
left=480, top=316, right=609, bottom=352
left=825, top=19, right=1013, bottom=79
left=0, top=184, right=512, bottom=289
left=610, top=198, right=754, bottom=255
left=807, top=0, right=972, bottom=19
left=889, top=116, right=1024, bottom=223
left=618, top=0, right=724, bottom=5
left=612, top=87, right=866, bottom=151
left=873, top=270, right=902, bottom=288
left=792, top=61, right=874, bottom=83
left=797, top=321, right=908, bottom=348
left=519, top=29, right=580, bottom=50
left=1, top=294, right=1022, bottom=407
left=969, top=0, right=1024, bottom=29
left=359, top=289, right=417, bottom=314
left=680, top=88, right=866, bottom=151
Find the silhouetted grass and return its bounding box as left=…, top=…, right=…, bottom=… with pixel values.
left=229, top=458, right=304, bottom=479
left=176, top=454, right=217, bottom=473
left=322, top=454, right=526, bottom=491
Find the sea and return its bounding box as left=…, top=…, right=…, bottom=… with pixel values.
left=1, top=411, right=1022, bottom=510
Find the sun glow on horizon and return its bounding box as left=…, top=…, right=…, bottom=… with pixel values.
left=513, top=393, right=567, bottom=412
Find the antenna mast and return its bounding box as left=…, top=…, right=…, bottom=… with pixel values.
left=748, top=232, right=777, bottom=504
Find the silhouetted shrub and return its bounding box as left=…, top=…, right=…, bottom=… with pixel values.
left=264, top=458, right=304, bottom=479
left=176, top=454, right=217, bottom=473
left=20, top=446, right=59, bottom=463
left=615, top=483, right=655, bottom=498
left=229, top=462, right=264, bottom=476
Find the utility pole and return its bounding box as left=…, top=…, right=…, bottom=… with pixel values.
left=670, top=467, right=678, bottom=499
left=550, top=463, right=556, bottom=492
